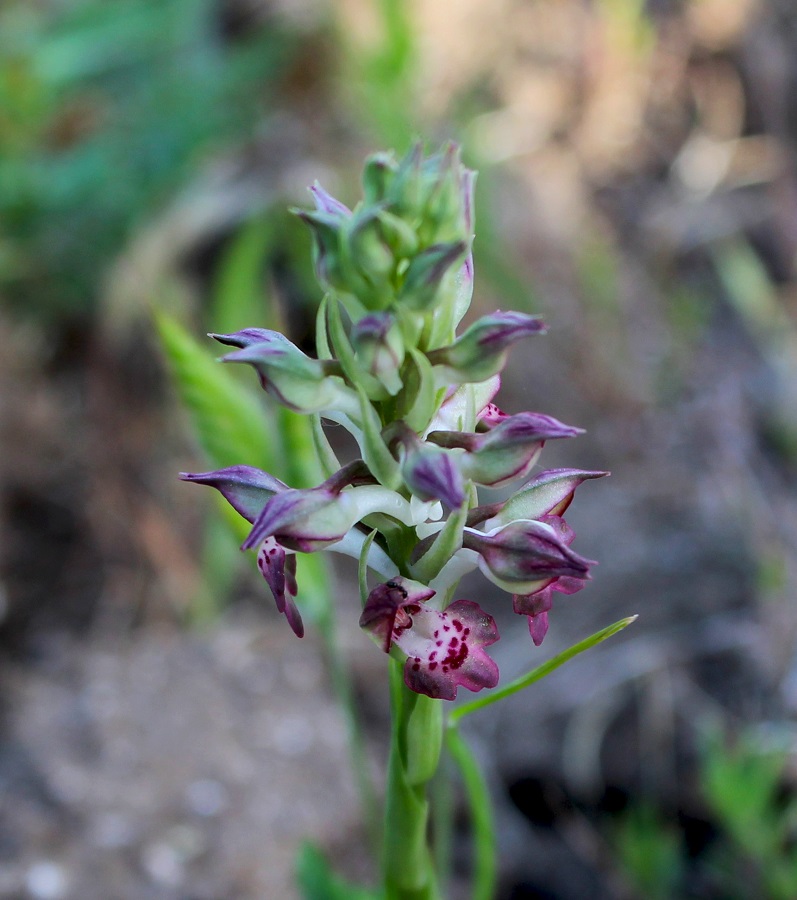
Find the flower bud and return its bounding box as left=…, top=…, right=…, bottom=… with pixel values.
left=375, top=209, right=419, bottom=258
left=427, top=311, right=546, bottom=384
left=398, top=240, right=468, bottom=312
left=462, top=519, right=594, bottom=595
left=347, top=206, right=396, bottom=289
left=178, top=465, right=287, bottom=522
left=350, top=313, right=405, bottom=396
left=309, top=181, right=351, bottom=218
left=487, top=468, right=609, bottom=528
left=511, top=515, right=590, bottom=646
left=401, top=440, right=465, bottom=511
left=212, top=329, right=356, bottom=415
left=242, top=470, right=418, bottom=554
left=386, top=143, right=425, bottom=220
left=362, top=151, right=399, bottom=205
left=294, top=208, right=372, bottom=300
left=429, top=412, right=583, bottom=488
left=419, top=143, right=471, bottom=244
left=243, top=485, right=357, bottom=553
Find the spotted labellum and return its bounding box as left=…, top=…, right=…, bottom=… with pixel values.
left=182, top=144, right=606, bottom=700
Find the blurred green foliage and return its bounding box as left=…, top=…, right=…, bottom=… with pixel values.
left=0, top=0, right=296, bottom=320
left=612, top=731, right=797, bottom=900
left=702, top=732, right=797, bottom=900
left=611, top=802, right=683, bottom=900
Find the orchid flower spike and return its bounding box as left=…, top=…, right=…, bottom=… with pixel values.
left=181, top=143, right=608, bottom=692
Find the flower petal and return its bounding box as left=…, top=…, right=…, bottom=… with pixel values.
left=360, top=580, right=499, bottom=700
left=463, top=519, right=594, bottom=595
left=179, top=466, right=287, bottom=522
left=488, top=468, right=609, bottom=527
left=256, top=537, right=304, bottom=637
left=401, top=600, right=500, bottom=700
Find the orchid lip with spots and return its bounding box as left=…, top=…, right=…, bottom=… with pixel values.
left=359, top=578, right=499, bottom=701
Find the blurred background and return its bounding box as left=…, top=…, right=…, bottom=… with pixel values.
left=1, top=0, right=796, bottom=897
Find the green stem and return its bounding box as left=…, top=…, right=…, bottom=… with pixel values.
left=383, top=660, right=442, bottom=900
left=445, top=725, right=497, bottom=900
left=430, top=753, right=454, bottom=899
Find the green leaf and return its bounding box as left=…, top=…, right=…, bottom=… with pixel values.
left=155, top=310, right=280, bottom=472
left=444, top=727, right=496, bottom=900
left=296, top=842, right=380, bottom=900
left=449, top=615, right=638, bottom=724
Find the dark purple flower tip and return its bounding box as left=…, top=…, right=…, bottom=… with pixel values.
left=179, top=466, right=287, bottom=522
left=208, top=328, right=283, bottom=350
left=257, top=537, right=304, bottom=637
left=360, top=579, right=499, bottom=701
left=470, top=311, right=547, bottom=349
left=480, top=412, right=584, bottom=443
left=528, top=611, right=549, bottom=646
left=309, top=181, right=352, bottom=218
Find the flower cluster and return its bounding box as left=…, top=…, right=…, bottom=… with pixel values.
left=182, top=145, right=606, bottom=700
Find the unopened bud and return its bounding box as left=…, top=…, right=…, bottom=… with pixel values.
left=427, top=311, right=546, bottom=384
left=351, top=313, right=405, bottom=396
left=213, top=329, right=355, bottom=415
left=398, top=241, right=467, bottom=312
